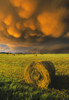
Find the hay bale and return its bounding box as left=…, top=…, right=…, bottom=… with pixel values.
left=24, top=61, right=55, bottom=89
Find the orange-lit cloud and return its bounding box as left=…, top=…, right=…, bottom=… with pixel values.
left=7, top=26, right=21, bottom=38
left=0, top=11, right=5, bottom=20
left=37, top=8, right=67, bottom=37
left=0, top=0, right=69, bottom=52
left=3, top=14, right=13, bottom=26
left=10, top=0, right=38, bottom=18
left=23, top=19, right=36, bottom=30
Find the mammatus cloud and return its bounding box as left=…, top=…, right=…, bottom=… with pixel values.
left=0, top=0, right=69, bottom=52
left=37, top=8, right=68, bottom=37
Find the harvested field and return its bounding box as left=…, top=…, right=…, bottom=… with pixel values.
left=0, top=54, right=69, bottom=100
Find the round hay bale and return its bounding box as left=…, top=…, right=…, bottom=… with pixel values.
left=24, top=61, right=55, bottom=89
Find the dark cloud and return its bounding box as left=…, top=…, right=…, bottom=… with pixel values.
left=9, top=38, right=69, bottom=53
left=0, top=0, right=69, bottom=53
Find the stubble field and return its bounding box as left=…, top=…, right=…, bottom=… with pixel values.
left=0, top=54, right=69, bottom=100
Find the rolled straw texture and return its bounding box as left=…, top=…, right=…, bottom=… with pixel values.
left=24, top=61, right=55, bottom=89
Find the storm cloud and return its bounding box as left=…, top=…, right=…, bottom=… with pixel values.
left=0, top=0, right=69, bottom=53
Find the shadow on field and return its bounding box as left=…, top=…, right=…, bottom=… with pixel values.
left=50, top=75, right=69, bottom=90
left=0, top=81, right=12, bottom=87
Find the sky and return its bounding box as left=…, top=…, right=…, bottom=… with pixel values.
left=0, top=0, right=69, bottom=53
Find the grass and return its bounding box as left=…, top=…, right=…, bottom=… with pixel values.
left=0, top=54, right=69, bottom=100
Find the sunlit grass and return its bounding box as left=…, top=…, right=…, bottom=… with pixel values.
left=0, top=54, right=69, bottom=79
left=0, top=54, right=69, bottom=100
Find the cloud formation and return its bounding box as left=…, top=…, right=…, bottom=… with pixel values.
left=37, top=8, right=67, bottom=37
left=0, top=0, right=69, bottom=52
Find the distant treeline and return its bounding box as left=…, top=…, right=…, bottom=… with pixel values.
left=0, top=52, right=68, bottom=54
